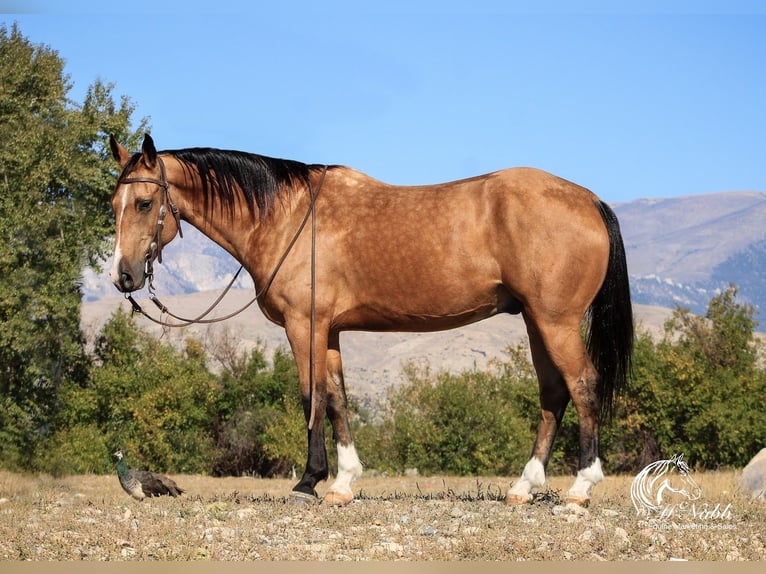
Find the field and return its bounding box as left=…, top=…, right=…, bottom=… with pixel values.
left=0, top=469, right=763, bottom=562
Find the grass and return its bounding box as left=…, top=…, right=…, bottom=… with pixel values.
left=0, top=470, right=763, bottom=561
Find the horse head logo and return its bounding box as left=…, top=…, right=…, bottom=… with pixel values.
left=630, top=453, right=702, bottom=516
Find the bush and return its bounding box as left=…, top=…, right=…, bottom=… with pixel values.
left=359, top=345, right=538, bottom=476
left=24, top=286, right=766, bottom=478
left=36, top=309, right=220, bottom=475
left=607, top=285, right=766, bottom=471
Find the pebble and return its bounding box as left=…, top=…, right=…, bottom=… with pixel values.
left=614, top=527, right=630, bottom=547
left=231, top=507, right=258, bottom=520
left=375, top=542, right=404, bottom=554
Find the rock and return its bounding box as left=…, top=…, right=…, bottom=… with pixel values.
left=614, top=527, right=630, bottom=548
left=739, top=448, right=766, bottom=501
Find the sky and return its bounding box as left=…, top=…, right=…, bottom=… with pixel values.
left=3, top=1, right=765, bottom=203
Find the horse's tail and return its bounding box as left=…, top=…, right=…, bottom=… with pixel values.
left=588, top=200, right=634, bottom=423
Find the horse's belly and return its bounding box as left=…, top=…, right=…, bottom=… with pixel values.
left=332, top=283, right=520, bottom=332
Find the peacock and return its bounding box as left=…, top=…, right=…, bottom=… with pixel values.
left=113, top=450, right=185, bottom=501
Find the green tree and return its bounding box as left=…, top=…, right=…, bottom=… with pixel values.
left=37, top=309, right=221, bottom=475
left=607, top=285, right=765, bottom=471
left=0, top=23, right=146, bottom=469
left=213, top=345, right=307, bottom=477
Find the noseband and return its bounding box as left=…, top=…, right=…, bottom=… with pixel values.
left=118, top=156, right=183, bottom=286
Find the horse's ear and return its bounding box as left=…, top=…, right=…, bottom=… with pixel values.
left=141, top=133, right=157, bottom=169
left=109, top=134, right=132, bottom=168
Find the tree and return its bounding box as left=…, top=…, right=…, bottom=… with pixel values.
left=0, top=24, right=147, bottom=469
left=606, top=285, right=766, bottom=470
left=360, top=345, right=538, bottom=476
left=37, top=309, right=221, bottom=476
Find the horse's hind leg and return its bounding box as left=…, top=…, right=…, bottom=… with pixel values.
left=506, top=322, right=570, bottom=504
left=323, top=331, right=363, bottom=506
left=508, top=314, right=604, bottom=506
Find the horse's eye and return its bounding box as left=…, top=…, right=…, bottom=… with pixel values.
left=137, top=199, right=153, bottom=212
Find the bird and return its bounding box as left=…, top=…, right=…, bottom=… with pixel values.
left=113, top=450, right=184, bottom=501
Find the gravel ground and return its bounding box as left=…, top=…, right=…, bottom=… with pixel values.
left=0, top=471, right=763, bottom=561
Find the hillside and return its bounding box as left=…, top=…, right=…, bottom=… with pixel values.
left=80, top=189, right=766, bottom=400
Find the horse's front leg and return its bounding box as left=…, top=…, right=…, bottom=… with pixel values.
left=323, top=331, right=363, bottom=506
left=286, top=323, right=330, bottom=504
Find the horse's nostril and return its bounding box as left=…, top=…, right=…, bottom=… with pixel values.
left=120, top=272, right=134, bottom=292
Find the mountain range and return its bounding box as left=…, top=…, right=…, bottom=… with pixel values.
left=616, top=191, right=766, bottom=319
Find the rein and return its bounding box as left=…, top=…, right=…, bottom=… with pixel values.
left=122, top=163, right=328, bottom=332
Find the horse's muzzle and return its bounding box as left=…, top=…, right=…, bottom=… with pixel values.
left=118, top=272, right=136, bottom=292
left=111, top=262, right=146, bottom=293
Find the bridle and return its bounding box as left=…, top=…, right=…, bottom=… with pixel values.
left=116, top=156, right=328, bottom=331
left=117, top=155, right=183, bottom=276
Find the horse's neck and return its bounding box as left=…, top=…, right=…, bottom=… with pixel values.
left=176, top=180, right=308, bottom=275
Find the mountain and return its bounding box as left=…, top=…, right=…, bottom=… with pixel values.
left=613, top=191, right=766, bottom=319
left=81, top=290, right=673, bottom=402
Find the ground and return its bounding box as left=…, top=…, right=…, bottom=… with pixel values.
left=0, top=470, right=763, bottom=561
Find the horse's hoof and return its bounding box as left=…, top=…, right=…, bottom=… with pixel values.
left=505, top=493, right=533, bottom=505
left=323, top=490, right=354, bottom=506
left=564, top=495, right=590, bottom=508
left=289, top=490, right=319, bottom=506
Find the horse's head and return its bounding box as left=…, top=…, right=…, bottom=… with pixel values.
left=109, top=134, right=182, bottom=292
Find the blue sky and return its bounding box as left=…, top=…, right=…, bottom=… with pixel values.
left=3, top=1, right=765, bottom=203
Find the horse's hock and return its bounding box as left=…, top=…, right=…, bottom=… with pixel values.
left=739, top=448, right=766, bottom=501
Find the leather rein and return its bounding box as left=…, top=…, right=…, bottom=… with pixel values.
left=118, top=157, right=328, bottom=330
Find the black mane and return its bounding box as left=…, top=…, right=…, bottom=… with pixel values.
left=165, top=147, right=325, bottom=221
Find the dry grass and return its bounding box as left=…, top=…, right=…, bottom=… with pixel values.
left=0, top=469, right=763, bottom=561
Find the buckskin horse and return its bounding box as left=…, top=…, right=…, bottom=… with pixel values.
left=108, top=134, right=633, bottom=507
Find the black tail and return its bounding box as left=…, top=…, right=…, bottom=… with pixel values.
left=588, top=200, right=634, bottom=423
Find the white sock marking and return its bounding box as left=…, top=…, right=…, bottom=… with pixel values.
left=566, top=458, right=604, bottom=500
left=329, top=442, right=363, bottom=496
left=508, top=457, right=546, bottom=499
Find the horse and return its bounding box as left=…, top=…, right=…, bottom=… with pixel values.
left=631, top=454, right=702, bottom=516
left=108, top=133, right=633, bottom=507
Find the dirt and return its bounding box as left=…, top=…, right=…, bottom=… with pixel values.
left=0, top=470, right=763, bottom=561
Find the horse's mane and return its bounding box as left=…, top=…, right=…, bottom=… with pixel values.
left=163, top=148, right=326, bottom=221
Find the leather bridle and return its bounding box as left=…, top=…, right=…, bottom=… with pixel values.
left=117, top=156, right=183, bottom=280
